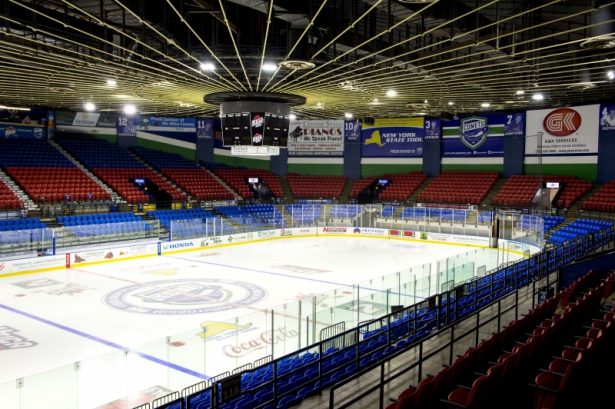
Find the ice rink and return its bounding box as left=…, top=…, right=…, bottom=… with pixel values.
left=0, top=236, right=518, bottom=408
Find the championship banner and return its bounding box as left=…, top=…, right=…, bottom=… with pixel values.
left=361, top=117, right=425, bottom=157
left=600, top=104, right=615, bottom=131
left=525, top=105, right=599, bottom=156
left=0, top=123, right=45, bottom=139
left=288, top=119, right=344, bottom=157
left=442, top=113, right=523, bottom=157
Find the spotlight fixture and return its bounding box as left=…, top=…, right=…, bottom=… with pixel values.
left=480, top=102, right=490, bottom=108
left=607, top=70, right=615, bottom=80
left=386, top=90, right=398, bottom=97
left=447, top=101, right=454, bottom=106
left=261, top=62, right=278, bottom=72
left=106, top=79, right=117, bottom=87
left=199, top=62, right=215, bottom=71
left=83, top=102, right=96, bottom=112
left=289, top=114, right=297, bottom=120
left=532, top=92, right=544, bottom=101
left=515, top=90, right=525, bottom=95
left=344, top=112, right=353, bottom=119
left=123, top=104, right=137, bottom=115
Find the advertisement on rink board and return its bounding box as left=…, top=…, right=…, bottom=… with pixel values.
left=0, top=255, right=66, bottom=276
left=71, top=243, right=158, bottom=265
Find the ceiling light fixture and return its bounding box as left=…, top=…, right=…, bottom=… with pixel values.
left=516, top=90, right=525, bottom=95
left=261, top=62, right=278, bottom=72
left=607, top=70, right=615, bottom=80
left=123, top=104, right=137, bottom=115
left=289, top=114, right=297, bottom=120
left=199, top=62, right=215, bottom=71
left=386, top=90, right=397, bottom=97
left=0, top=105, right=30, bottom=111
left=532, top=92, right=544, bottom=101
left=447, top=101, right=454, bottom=106
left=83, top=102, right=96, bottom=112
left=106, top=79, right=117, bottom=87
left=344, top=112, right=353, bottom=119
left=480, top=102, right=490, bottom=108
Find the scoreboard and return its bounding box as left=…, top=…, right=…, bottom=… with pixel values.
left=221, top=112, right=290, bottom=147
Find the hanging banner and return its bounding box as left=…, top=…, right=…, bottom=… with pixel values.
left=525, top=104, right=599, bottom=156
left=117, top=115, right=139, bottom=138
left=137, top=116, right=196, bottom=145
left=442, top=113, right=522, bottom=157
left=55, top=111, right=118, bottom=128
left=599, top=104, right=615, bottom=131
left=344, top=119, right=361, bottom=143
left=361, top=117, right=425, bottom=157
left=196, top=119, right=214, bottom=139
left=141, top=116, right=196, bottom=130
left=424, top=118, right=441, bottom=140
left=288, top=119, right=344, bottom=157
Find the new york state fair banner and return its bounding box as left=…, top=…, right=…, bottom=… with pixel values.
left=525, top=105, right=599, bottom=156
left=361, top=117, right=425, bottom=157
left=442, top=113, right=524, bottom=157
left=288, top=119, right=344, bottom=157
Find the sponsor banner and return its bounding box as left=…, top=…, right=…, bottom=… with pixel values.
left=285, top=227, right=317, bottom=236
left=351, top=227, right=388, bottom=236
left=223, top=326, right=299, bottom=358
left=0, top=122, right=45, bottom=139
left=344, top=119, right=362, bottom=143
left=424, top=118, right=441, bottom=140
left=425, top=233, right=490, bottom=245
left=525, top=105, right=599, bottom=156
left=319, top=227, right=349, bottom=235
left=197, top=118, right=215, bottom=139
left=73, top=112, right=100, bottom=127
left=142, top=116, right=196, bottom=130
left=73, top=243, right=157, bottom=263
left=256, top=229, right=278, bottom=239
left=443, top=113, right=522, bottom=157
left=160, top=239, right=198, bottom=253
left=288, top=119, right=344, bottom=157
left=600, top=104, right=615, bottom=131
left=0, top=255, right=65, bottom=276
left=361, top=117, right=425, bottom=157
left=117, top=114, right=139, bottom=138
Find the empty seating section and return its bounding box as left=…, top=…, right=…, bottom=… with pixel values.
left=418, top=172, right=498, bottom=204
left=329, top=204, right=359, bottom=219
left=285, top=203, right=322, bottom=224
left=132, top=147, right=233, bottom=201
left=57, top=212, right=152, bottom=238
left=547, top=218, right=613, bottom=245
left=287, top=175, right=347, bottom=199
left=58, top=139, right=184, bottom=203
left=214, top=204, right=285, bottom=226
left=581, top=179, right=615, bottom=212
left=378, top=172, right=426, bottom=202
left=148, top=209, right=233, bottom=238
left=543, top=215, right=565, bottom=232
left=0, top=139, right=110, bottom=202
left=400, top=207, right=467, bottom=222
left=387, top=269, right=615, bottom=409
left=0, top=179, right=22, bottom=209
left=492, top=175, right=591, bottom=208
left=492, top=175, right=541, bottom=206
left=212, top=168, right=283, bottom=199
left=0, top=218, right=46, bottom=244
left=349, top=178, right=374, bottom=198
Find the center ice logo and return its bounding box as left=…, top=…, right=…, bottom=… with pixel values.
left=104, top=278, right=266, bottom=314
left=459, top=116, right=488, bottom=150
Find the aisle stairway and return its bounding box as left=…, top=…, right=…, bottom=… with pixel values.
left=49, top=140, right=122, bottom=203
left=0, top=169, right=37, bottom=211
left=407, top=177, right=432, bottom=203
left=198, top=164, right=240, bottom=201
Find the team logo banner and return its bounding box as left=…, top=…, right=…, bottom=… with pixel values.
left=525, top=104, right=599, bottom=155
left=600, top=104, right=615, bottom=131
left=0, top=123, right=45, bottom=139
left=361, top=117, right=425, bottom=157
left=442, top=113, right=522, bottom=157
left=288, top=119, right=344, bottom=157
